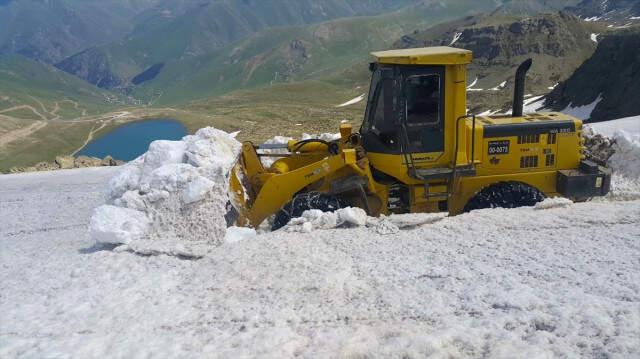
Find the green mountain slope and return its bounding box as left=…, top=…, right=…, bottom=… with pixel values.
left=0, top=0, right=167, bottom=63
left=58, top=0, right=506, bottom=103
left=0, top=54, right=120, bottom=120
left=55, top=0, right=424, bottom=88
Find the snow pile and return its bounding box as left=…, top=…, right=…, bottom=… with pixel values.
left=89, top=127, right=242, bottom=255
left=589, top=115, right=639, bottom=137
left=283, top=207, right=368, bottom=233
left=282, top=207, right=403, bottom=235
left=534, top=197, right=573, bottom=210
left=608, top=130, right=640, bottom=179
left=586, top=120, right=640, bottom=200
left=583, top=127, right=616, bottom=165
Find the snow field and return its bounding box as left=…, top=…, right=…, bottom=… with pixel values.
left=1, top=119, right=640, bottom=357
left=1, top=170, right=639, bottom=357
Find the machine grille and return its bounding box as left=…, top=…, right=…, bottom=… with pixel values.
left=547, top=133, right=557, bottom=144
left=520, top=155, right=539, bottom=168
left=545, top=154, right=556, bottom=166
left=518, top=134, right=540, bottom=144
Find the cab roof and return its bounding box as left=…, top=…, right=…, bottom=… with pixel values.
left=371, top=46, right=472, bottom=66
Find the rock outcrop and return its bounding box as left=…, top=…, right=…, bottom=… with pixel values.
left=8, top=155, right=124, bottom=174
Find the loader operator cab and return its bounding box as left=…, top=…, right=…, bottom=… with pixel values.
left=362, top=64, right=445, bottom=154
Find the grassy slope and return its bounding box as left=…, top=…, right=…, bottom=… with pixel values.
left=133, top=0, right=503, bottom=105
left=0, top=54, right=118, bottom=120
left=0, top=54, right=125, bottom=171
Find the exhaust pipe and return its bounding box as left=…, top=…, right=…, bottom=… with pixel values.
left=512, top=58, right=533, bottom=117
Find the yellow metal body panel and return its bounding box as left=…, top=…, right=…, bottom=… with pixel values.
left=372, top=46, right=473, bottom=65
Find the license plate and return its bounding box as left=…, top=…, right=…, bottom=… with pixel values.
left=488, top=140, right=510, bottom=155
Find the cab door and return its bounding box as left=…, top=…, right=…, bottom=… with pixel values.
left=399, top=66, right=446, bottom=155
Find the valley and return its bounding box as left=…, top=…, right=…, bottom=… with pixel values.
left=0, top=0, right=639, bottom=172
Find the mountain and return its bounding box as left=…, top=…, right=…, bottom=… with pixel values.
left=0, top=54, right=119, bottom=120
left=59, top=0, right=579, bottom=96
left=128, top=0, right=513, bottom=105
left=494, top=0, right=581, bottom=14
left=393, top=12, right=603, bottom=113
left=566, top=0, right=640, bottom=23
left=54, top=0, right=425, bottom=89
left=0, top=0, right=166, bottom=63
left=0, top=54, right=125, bottom=171
left=544, top=29, right=640, bottom=122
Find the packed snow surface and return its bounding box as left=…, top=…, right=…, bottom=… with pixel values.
left=2, top=166, right=640, bottom=357
left=2, top=122, right=640, bottom=357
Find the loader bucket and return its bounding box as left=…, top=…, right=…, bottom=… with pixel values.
left=228, top=159, right=253, bottom=227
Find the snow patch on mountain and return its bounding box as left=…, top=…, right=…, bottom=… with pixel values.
left=336, top=94, right=365, bottom=107
left=560, top=94, right=603, bottom=120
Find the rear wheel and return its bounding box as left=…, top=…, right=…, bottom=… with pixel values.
left=272, top=192, right=346, bottom=231
left=463, top=181, right=545, bottom=212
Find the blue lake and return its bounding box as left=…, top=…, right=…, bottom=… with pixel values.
left=77, top=119, right=188, bottom=161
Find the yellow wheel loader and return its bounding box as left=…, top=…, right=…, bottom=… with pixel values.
left=229, top=47, right=611, bottom=230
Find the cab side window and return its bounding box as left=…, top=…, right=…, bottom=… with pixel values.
left=405, top=75, right=441, bottom=127
left=370, top=78, right=398, bottom=149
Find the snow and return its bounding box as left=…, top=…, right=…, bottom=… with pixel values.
left=336, top=94, right=365, bottom=107
left=608, top=130, right=640, bottom=179
left=224, top=226, right=257, bottom=243
left=591, top=33, right=600, bottom=43
left=3, top=118, right=640, bottom=356
left=282, top=207, right=368, bottom=233
left=533, top=197, right=573, bottom=210
left=489, top=81, right=507, bottom=91
left=560, top=94, right=603, bottom=120
left=449, top=32, right=462, bottom=46
left=588, top=116, right=640, bottom=200
left=548, top=82, right=559, bottom=90
left=466, top=76, right=478, bottom=89
left=477, top=109, right=499, bottom=116
left=522, top=95, right=546, bottom=113
left=632, top=17, right=640, bottom=20
left=89, top=205, right=150, bottom=245
left=588, top=115, right=640, bottom=137
left=503, top=95, right=546, bottom=115
left=1, top=167, right=640, bottom=357
left=91, top=127, right=242, bottom=255
left=583, top=16, right=601, bottom=21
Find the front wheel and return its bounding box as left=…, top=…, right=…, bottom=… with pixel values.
left=272, top=192, right=346, bottom=231
left=463, top=181, right=545, bottom=212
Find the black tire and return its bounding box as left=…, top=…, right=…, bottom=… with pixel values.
left=463, top=181, right=545, bottom=212
left=272, top=192, right=346, bottom=231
